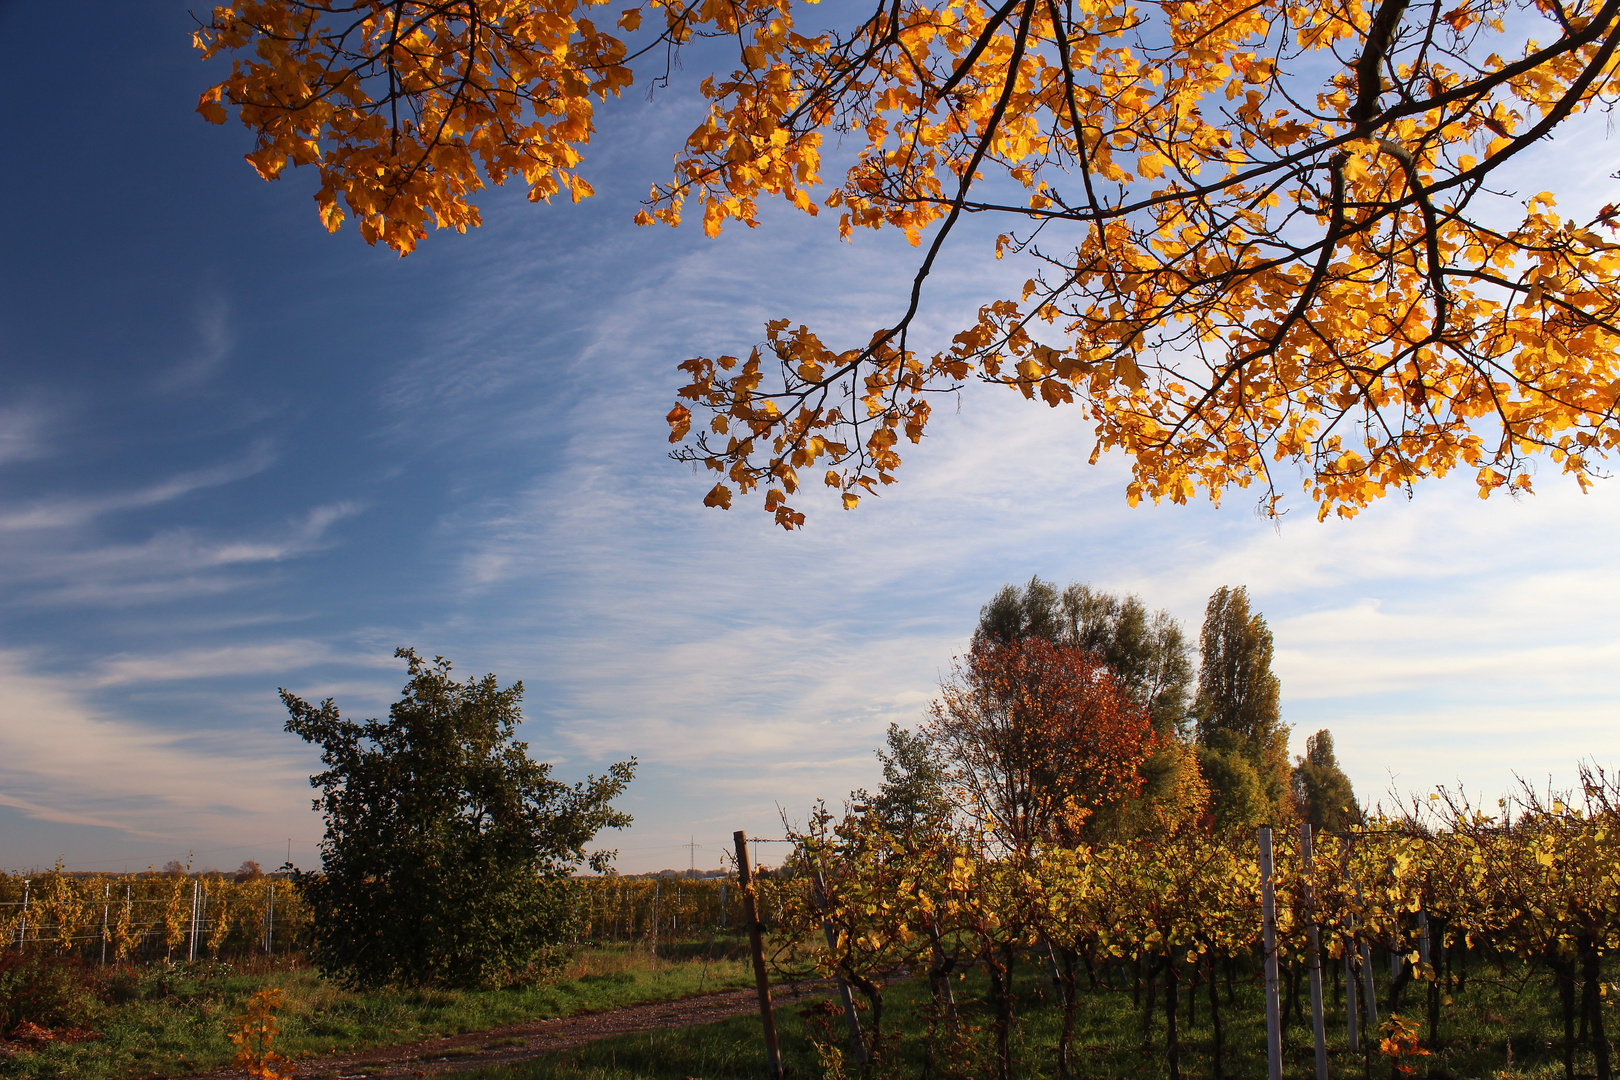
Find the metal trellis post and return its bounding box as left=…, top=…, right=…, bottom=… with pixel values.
left=1362, top=941, right=1380, bottom=1031
left=1302, top=823, right=1328, bottom=1080
left=188, top=879, right=199, bottom=962
left=813, top=865, right=867, bottom=1072
left=1259, top=826, right=1283, bottom=1080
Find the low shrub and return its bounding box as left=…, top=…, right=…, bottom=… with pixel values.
left=0, top=953, right=98, bottom=1033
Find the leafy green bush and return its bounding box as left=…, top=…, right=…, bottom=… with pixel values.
left=282, top=648, right=637, bottom=988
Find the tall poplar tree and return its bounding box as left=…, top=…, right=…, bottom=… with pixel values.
left=1193, top=586, right=1292, bottom=830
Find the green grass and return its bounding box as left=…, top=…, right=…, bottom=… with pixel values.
left=9, top=942, right=1614, bottom=1080
left=467, top=953, right=1618, bottom=1080
left=0, top=940, right=755, bottom=1080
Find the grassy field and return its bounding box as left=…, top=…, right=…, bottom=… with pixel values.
left=465, top=953, right=1615, bottom=1080
left=6, top=939, right=1615, bottom=1080
left=0, top=940, right=755, bottom=1080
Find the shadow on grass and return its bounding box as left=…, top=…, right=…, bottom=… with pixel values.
left=469, top=956, right=1607, bottom=1080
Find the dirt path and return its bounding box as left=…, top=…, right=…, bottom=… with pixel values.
left=183, top=979, right=833, bottom=1080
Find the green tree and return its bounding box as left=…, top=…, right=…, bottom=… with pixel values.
left=1193, top=587, right=1292, bottom=829
left=1055, top=584, right=1193, bottom=737
left=1292, top=729, right=1362, bottom=833
left=1195, top=747, right=1268, bottom=832
left=854, top=723, right=955, bottom=836
left=281, top=647, right=635, bottom=988
left=974, top=577, right=1193, bottom=733
left=974, top=577, right=1065, bottom=648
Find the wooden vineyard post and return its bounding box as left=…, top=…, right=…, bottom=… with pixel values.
left=1301, top=823, right=1328, bottom=1080
left=735, top=831, right=783, bottom=1080
left=100, top=883, right=110, bottom=966
left=1259, top=826, right=1283, bottom=1080
left=16, top=880, right=27, bottom=952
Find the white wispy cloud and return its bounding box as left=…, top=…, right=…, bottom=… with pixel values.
left=3, top=501, right=363, bottom=607
left=152, top=292, right=234, bottom=393
left=88, top=640, right=348, bottom=687
left=0, top=650, right=320, bottom=848
left=0, top=402, right=55, bottom=467
left=0, top=442, right=276, bottom=532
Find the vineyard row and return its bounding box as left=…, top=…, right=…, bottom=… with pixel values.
left=0, top=874, right=757, bottom=964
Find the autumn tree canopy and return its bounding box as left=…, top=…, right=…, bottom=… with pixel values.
left=974, top=576, right=1193, bottom=733
left=928, top=636, right=1156, bottom=850
left=198, top=0, right=1620, bottom=527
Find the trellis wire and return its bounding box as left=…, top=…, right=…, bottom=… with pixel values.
left=1, top=872, right=309, bottom=964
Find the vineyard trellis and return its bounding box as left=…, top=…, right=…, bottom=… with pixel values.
left=0, top=871, right=760, bottom=965
left=575, top=876, right=758, bottom=943
left=12, top=782, right=1616, bottom=1080
left=0, top=871, right=310, bottom=964
left=762, top=770, right=1620, bottom=1080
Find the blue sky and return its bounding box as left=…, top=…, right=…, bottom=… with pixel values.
left=1, top=2, right=1616, bottom=875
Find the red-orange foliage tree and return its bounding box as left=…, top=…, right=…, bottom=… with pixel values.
left=928, top=637, right=1155, bottom=853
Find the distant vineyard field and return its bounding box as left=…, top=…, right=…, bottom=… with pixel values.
left=575, top=876, right=762, bottom=941
left=0, top=871, right=309, bottom=963
left=0, top=872, right=776, bottom=965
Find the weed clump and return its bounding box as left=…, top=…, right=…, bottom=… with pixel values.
left=0, top=954, right=98, bottom=1033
